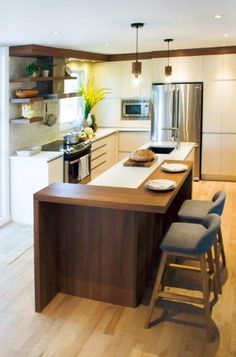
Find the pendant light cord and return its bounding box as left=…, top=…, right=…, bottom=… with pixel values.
left=136, top=26, right=138, bottom=63
left=167, top=40, right=170, bottom=66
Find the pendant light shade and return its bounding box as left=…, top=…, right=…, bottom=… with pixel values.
left=131, top=23, right=144, bottom=78
left=164, top=39, right=173, bottom=79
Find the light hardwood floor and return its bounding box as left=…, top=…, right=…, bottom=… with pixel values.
left=0, top=181, right=236, bottom=357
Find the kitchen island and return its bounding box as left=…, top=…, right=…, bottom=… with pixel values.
left=34, top=144, right=193, bottom=312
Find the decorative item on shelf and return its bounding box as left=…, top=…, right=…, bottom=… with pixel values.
left=80, top=78, right=110, bottom=128
left=25, top=62, right=41, bottom=77
left=40, top=63, right=58, bottom=77
left=131, top=22, right=144, bottom=84
left=21, top=104, right=34, bottom=119
left=164, top=38, right=173, bottom=83
left=15, top=88, right=39, bottom=98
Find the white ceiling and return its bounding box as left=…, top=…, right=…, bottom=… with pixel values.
left=1, top=0, right=236, bottom=54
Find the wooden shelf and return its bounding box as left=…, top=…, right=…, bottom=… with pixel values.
left=10, top=97, right=43, bottom=104
left=10, top=117, right=44, bottom=124
left=10, top=76, right=76, bottom=83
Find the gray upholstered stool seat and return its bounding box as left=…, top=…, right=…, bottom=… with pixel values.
left=145, top=214, right=221, bottom=342
left=161, top=222, right=208, bottom=255
left=178, top=200, right=212, bottom=224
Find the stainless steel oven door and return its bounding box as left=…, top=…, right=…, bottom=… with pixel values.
left=64, top=153, right=91, bottom=183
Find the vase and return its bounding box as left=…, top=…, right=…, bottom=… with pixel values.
left=87, top=113, right=93, bottom=126
left=41, top=70, right=49, bottom=77
left=81, top=118, right=89, bottom=128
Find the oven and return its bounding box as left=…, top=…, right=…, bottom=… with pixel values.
left=121, top=98, right=151, bottom=120
left=41, top=140, right=92, bottom=184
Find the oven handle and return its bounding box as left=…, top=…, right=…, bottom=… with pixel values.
left=69, top=153, right=91, bottom=165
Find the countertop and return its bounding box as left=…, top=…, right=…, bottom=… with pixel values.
left=89, top=141, right=195, bottom=189
left=10, top=151, right=63, bottom=162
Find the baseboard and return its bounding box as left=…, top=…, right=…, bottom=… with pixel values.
left=201, top=174, right=236, bottom=182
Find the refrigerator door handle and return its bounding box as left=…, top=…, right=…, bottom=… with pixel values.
left=172, top=89, right=175, bottom=129
left=175, top=88, right=180, bottom=128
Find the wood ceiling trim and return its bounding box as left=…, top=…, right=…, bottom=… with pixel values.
left=107, top=46, right=236, bottom=61
left=9, top=44, right=108, bottom=62
left=9, top=44, right=236, bottom=62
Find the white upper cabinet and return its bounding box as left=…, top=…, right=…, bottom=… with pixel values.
left=171, top=56, right=204, bottom=82
left=202, top=81, right=222, bottom=132
left=223, top=54, right=236, bottom=80
left=92, top=62, right=121, bottom=98
left=203, top=55, right=224, bottom=80
left=222, top=81, right=236, bottom=133
left=151, top=58, right=166, bottom=83
left=120, top=60, right=152, bottom=97
left=93, top=98, right=121, bottom=127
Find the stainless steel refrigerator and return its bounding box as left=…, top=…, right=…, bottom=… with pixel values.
left=151, top=82, right=203, bottom=180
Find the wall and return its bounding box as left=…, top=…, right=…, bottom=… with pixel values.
left=9, top=57, right=93, bottom=155
left=90, top=54, right=236, bottom=178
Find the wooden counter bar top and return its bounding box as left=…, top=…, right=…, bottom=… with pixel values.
left=34, top=160, right=193, bottom=312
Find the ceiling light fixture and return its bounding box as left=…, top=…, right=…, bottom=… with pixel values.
left=51, top=31, right=60, bottom=36
left=224, top=33, right=229, bottom=37
left=131, top=22, right=144, bottom=78
left=164, top=38, right=173, bottom=81
left=214, top=14, right=222, bottom=19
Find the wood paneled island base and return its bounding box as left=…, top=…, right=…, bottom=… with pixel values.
left=34, top=160, right=192, bottom=312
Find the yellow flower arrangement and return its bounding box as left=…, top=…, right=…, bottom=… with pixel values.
left=80, top=78, right=110, bottom=119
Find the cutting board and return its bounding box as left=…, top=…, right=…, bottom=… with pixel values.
left=123, top=158, right=157, bottom=167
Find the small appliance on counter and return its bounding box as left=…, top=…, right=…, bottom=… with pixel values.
left=121, top=97, right=151, bottom=120
left=41, top=139, right=91, bottom=183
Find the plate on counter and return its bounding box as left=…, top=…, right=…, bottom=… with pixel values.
left=145, top=179, right=176, bottom=191
left=161, top=163, right=188, bottom=173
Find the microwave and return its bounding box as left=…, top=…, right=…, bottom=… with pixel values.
left=121, top=98, right=151, bottom=120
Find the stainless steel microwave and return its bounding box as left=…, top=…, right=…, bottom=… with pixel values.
left=121, top=98, right=151, bottom=120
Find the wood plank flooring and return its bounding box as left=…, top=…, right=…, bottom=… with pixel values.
left=0, top=180, right=236, bottom=356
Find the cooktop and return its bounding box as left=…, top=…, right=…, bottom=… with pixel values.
left=41, top=140, right=91, bottom=160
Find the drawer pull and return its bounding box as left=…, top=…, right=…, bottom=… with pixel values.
left=91, top=152, right=107, bottom=161
left=92, top=160, right=107, bottom=170
left=92, top=143, right=107, bottom=152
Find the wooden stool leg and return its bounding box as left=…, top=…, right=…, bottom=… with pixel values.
left=218, top=226, right=226, bottom=267
left=144, top=252, right=168, bottom=329
left=200, top=254, right=213, bottom=343
left=213, top=241, right=222, bottom=294
left=207, top=249, right=218, bottom=302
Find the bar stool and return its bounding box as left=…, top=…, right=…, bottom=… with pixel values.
left=145, top=214, right=221, bottom=342
left=178, top=191, right=226, bottom=293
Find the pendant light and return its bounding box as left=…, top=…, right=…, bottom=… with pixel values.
left=131, top=23, right=144, bottom=78
left=164, top=38, right=173, bottom=81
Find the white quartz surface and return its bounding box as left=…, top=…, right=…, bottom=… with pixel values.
left=10, top=151, right=63, bottom=162
left=92, top=127, right=150, bottom=142
left=89, top=142, right=195, bottom=189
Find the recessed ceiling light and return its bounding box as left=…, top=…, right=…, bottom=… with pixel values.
left=222, top=44, right=226, bottom=47
left=105, top=43, right=109, bottom=47
left=92, top=60, right=96, bottom=63
left=174, top=47, right=178, bottom=50
left=51, top=31, right=60, bottom=36
left=224, top=33, right=229, bottom=37
left=214, top=14, right=222, bottom=19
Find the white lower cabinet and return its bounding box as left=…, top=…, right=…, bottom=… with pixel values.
left=201, top=134, right=222, bottom=177
left=118, top=131, right=150, bottom=159
left=221, top=134, right=236, bottom=176
left=91, top=133, right=118, bottom=179
left=202, top=133, right=236, bottom=179
left=10, top=154, right=63, bottom=224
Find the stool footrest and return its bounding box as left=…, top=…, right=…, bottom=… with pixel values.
left=158, top=291, right=204, bottom=305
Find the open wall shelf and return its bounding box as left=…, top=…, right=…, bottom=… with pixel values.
left=10, top=76, right=76, bottom=83
left=10, top=117, right=44, bottom=124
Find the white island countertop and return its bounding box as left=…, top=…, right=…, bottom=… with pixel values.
left=89, top=141, right=195, bottom=189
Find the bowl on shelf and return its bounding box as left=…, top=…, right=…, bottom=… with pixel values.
left=15, top=88, right=39, bottom=98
